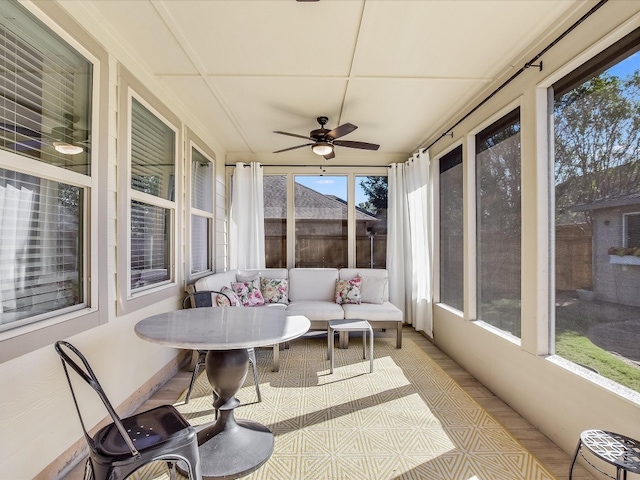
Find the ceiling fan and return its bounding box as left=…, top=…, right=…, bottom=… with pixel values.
left=273, top=116, right=380, bottom=160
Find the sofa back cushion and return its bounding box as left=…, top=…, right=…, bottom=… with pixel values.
left=289, top=268, right=338, bottom=302
left=194, top=270, right=238, bottom=292
left=237, top=268, right=288, bottom=280
left=339, top=269, right=389, bottom=303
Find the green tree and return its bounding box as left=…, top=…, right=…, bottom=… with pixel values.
left=555, top=71, right=640, bottom=226
left=358, top=176, right=388, bottom=217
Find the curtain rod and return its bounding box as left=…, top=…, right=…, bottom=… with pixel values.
left=225, top=163, right=386, bottom=168
left=421, top=0, right=609, bottom=154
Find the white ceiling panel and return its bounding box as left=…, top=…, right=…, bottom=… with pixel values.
left=354, top=1, right=580, bottom=78
left=57, top=0, right=593, bottom=163
left=343, top=77, right=490, bottom=152
left=159, top=0, right=365, bottom=76
left=157, top=76, right=249, bottom=152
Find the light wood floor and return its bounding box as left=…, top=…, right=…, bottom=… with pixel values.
left=63, top=333, right=597, bottom=480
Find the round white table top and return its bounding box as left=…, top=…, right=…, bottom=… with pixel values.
left=135, top=307, right=310, bottom=350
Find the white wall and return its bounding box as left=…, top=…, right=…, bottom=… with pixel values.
left=429, top=0, right=640, bottom=462
left=0, top=2, right=228, bottom=479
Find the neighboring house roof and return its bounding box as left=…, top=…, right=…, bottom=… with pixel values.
left=263, top=175, right=378, bottom=221
left=572, top=192, right=640, bottom=212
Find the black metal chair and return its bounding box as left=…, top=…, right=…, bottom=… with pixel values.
left=182, top=291, right=261, bottom=405
left=54, top=340, right=202, bottom=480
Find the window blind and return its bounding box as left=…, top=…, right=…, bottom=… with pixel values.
left=131, top=98, right=175, bottom=200
left=0, top=168, right=82, bottom=330
left=0, top=0, right=92, bottom=175
left=130, top=200, right=170, bottom=289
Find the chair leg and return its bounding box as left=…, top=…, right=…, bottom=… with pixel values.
left=167, top=461, right=177, bottom=480
left=82, top=458, right=94, bottom=480
left=272, top=344, right=280, bottom=372
left=185, top=351, right=206, bottom=404
left=248, top=348, right=261, bottom=403
left=568, top=440, right=582, bottom=480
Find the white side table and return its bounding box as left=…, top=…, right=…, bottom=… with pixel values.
left=327, top=319, right=374, bottom=374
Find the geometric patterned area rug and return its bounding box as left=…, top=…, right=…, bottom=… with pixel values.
left=131, top=329, right=557, bottom=480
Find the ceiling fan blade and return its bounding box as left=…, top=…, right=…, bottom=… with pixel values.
left=333, top=140, right=380, bottom=151
left=273, top=143, right=313, bottom=153
left=327, top=123, right=357, bottom=139
left=274, top=130, right=314, bottom=141
left=324, top=150, right=335, bottom=160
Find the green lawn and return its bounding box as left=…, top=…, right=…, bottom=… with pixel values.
left=555, top=299, right=640, bottom=393
left=555, top=331, right=640, bottom=393
left=482, top=297, right=640, bottom=393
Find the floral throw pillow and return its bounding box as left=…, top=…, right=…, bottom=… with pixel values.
left=231, top=281, right=265, bottom=307
left=261, top=278, right=288, bottom=304
left=215, top=286, right=242, bottom=307
left=334, top=276, right=362, bottom=305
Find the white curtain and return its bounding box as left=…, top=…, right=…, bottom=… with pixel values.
left=229, top=162, right=265, bottom=270
left=387, top=150, right=433, bottom=336
left=0, top=184, right=34, bottom=313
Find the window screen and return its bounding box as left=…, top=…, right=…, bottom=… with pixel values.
left=476, top=108, right=522, bottom=338
left=439, top=146, right=463, bottom=311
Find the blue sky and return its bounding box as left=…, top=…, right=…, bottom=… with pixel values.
left=607, top=51, right=639, bottom=78
left=295, top=175, right=369, bottom=205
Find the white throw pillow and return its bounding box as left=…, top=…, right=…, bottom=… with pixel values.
left=359, top=275, right=388, bottom=304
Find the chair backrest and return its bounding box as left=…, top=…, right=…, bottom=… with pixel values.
left=54, top=341, right=140, bottom=457
left=182, top=290, right=230, bottom=309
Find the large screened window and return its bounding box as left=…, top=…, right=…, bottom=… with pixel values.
left=0, top=1, right=92, bottom=334
left=264, top=175, right=287, bottom=268
left=261, top=171, right=388, bottom=269
left=129, top=98, right=175, bottom=291
left=189, top=146, right=213, bottom=276
left=295, top=175, right=348, bottom=268
left=355, top=176, right=387, bottom=269
left=476, top=108, right=521, bottom=338
left=552, top=29, right=640, bottom=393
left=439, top=146, right=463, bottom=311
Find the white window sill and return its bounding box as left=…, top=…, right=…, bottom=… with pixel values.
left=609, top=255, right=640, bottom=266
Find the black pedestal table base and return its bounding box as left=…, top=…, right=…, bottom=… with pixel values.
left=182, top=349, right=274, bottom=479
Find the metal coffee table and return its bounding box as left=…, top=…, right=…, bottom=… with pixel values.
left=327, top=319, right=374, bottom=374
left=569, top=429, right=640, bottom=480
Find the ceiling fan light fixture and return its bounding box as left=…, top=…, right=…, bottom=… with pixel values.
left=53, top=141, right=83, bottom=155
left=312, top=142, right=333, bottom=156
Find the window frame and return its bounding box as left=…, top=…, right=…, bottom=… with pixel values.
left=117, top=66, right=183, bottom=316
left=0, top=1, right=108, bottom=363
left=185, top=128, right=215, bottom=283
left=245, top=166, right=388, bottom=269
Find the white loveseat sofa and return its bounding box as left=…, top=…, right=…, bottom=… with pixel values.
left=192, top=267, right=404, bottom=349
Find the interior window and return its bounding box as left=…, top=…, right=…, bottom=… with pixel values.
left=0, top=1, right=92, bottom=333
left=190, top=147, right=213, bottom=276
left=129, top=98, right=175, bottom=291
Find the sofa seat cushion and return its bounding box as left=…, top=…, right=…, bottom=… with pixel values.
left=256, top=302, right=287, bottom=310
left=342, top=301, right=403, bottom=322
left=286, top=301, right=344, bottom=321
